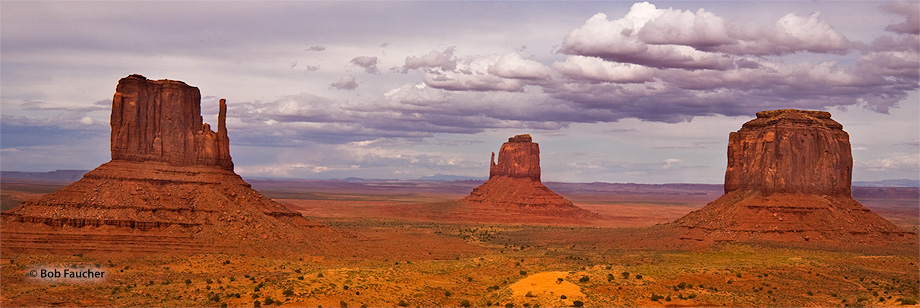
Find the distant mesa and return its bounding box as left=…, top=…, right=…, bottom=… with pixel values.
left=462, top=134, right=596, bottom=218
left=674, top=109, right=914, bottom=244
left=1, top=74, right=339, bottom=255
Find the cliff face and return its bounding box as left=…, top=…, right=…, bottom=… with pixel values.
left=111, top=74, right=233, bottom=170
left=674, top=109, right=911, bottom=244
left=1, top=74, right=335, bottom=255
left=724, top=109, right=851, bottom=196
left=463, top=134, right=595, bottom=219
left=489, top=134, right=541, bottom=181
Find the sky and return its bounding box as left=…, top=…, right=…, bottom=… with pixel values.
left=1, top=1, right=918, bottom=184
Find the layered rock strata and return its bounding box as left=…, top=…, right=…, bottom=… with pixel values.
left=111, top=74, right=233, bottom=170
left=463, top=135, right=595, bottom=218
left=674, top=109, right=912, bottom=243
left=1, top=75, right=336, bottom=255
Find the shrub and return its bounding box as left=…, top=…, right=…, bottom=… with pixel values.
left=460, top=299, right=471, bottom=307
left=254, top=300, right=261, bottom=308
left=520, top=270, right=527, bottom=276
left=665, top=295, right=671, bottom=302
left=397, top=300, right=408, bottom=307
left=897, top=298, right=918, bottom=305
left=560, top=295, right=567, bottom=299
left=572, top=300, right=584, bottom=307
left=557, top=278, right=564, bottom=284
left=621, top=272, right=630, bottom=279
left=340, top=300, right=348, bottom=308
left=635, top=274, right=643, bottom=279
left=220, top=303, right=228, bottom=308
left=807, top=291, right=814, bottom=296
left=445, top=290, right=452, bottom=297
left=185, top=279, right=192, bottom=285
left=264, top=296, right=274, bottom=305
left=578, top=276, right=590, bottom=283
left=650, top=294, right=662, bottom=301
left=283, top=289, right=294, bottom=297
left=678, top=282, right=687, bottom=289
left=607, top=274, right=615, bottom=281
left=525, top=291, right=536, bottom=298
left=505, top=303, right=514, bottom=308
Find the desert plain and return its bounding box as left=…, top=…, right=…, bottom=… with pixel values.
left=2, top=176, right=917, bottom=307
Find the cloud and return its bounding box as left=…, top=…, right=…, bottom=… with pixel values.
left=330, top=75, right=358, bottom=90
left=401, top=47, right=457, bottom=73
left=559, top=2, right=852, bottom=69
left=21, top=99, right=111, bottom=112
left=856, top=152, right=920, bottom=171
left=882, top=0, right=920, bottom=35
left=306, top=45, right=326, bottom=52
left=350, top=56, right=380, bottom=74
left=552, top=55, right=655, bottom=83
left=487, top=53, right=550, bottom=80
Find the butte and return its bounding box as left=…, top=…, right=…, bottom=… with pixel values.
left=461, top=134, right=597, bottom=220
left=673, top=109, right=915, bottom=245
left=1, top=74, right=341, bottom=255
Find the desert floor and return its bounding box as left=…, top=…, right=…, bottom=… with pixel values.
left=1, top=178, right=918, bottom=307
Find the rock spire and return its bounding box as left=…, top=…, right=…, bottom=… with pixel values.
left=463, top=134, right=595, bottom=218
left=1, top=74, right=337, bottom=255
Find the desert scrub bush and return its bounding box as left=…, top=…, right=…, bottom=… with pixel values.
left=397, top=299, right=408, bottom=307
left=606, top=273, right=615, bottom=281
left=578, top=276, right=590, bottom=283
left=283, top=289, right=294, bottom=297
left=505, top=303, right=514, bottom=308
left=560, top=295, right=567, bottom=299
left=621, top=271, right=630, bottom=279
left=572, top=300, right=584, bottom=307
left=650, top=294, right=662, bottom=301
left=460, top=299, right=471, bottom=307
left=525, top=291, right=536, bottom=297
left=635, top=274, right=643, bottom=279
left=897, top=298, right=918, bottom=305
left=253, top=300, right=261, bottom=308
left=263, top=296, right=274, bottom=305
left=445, top=290, right=452, bottom=297
left=340, top=300, right=348, bottom=308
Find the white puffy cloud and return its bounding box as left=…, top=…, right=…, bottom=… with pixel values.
left=553, top=55, right=655, bottom=83
left=559, top=2, right=852, bottom=69
left=487, top=53, right=550, bottom=80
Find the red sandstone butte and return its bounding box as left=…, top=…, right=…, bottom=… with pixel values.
left=111, top=74, right=233, bottom=169
left=674, top=109, right=913, bottom=244
left=0, top=74, right=339, bottom=255
left=463, top=134, right=596, bottom=218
